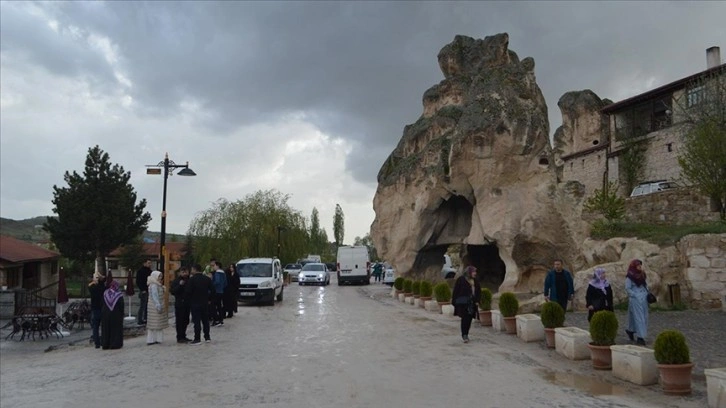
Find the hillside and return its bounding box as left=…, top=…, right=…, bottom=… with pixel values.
left=0, top=216, right=184, bottom=243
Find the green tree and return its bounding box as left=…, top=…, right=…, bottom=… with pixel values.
left=181, top=233, right=195, bottom=267
left=118, top=237, right=147, bottom=272
left=353, top=233, right=378, bottom=261
left=676, top=68, right=726, bottom=219
left=584, top=181, right=625, bottom=223
left=333, top=203, right=345, bottom=246
left=44, top=146, right=151, bottom=273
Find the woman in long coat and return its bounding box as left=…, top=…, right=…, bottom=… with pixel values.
left=451, top=266, right=481, bottom=343
left=585, top=267, right=613, bottom=322
left=101, top=280, right=124, bottom=349
left=625, top=259, right=649, bottom=345
left=146, top=271, right=168, bottom=345
left=224, top=264, right=239, bottom=318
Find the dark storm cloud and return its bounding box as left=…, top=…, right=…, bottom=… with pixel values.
left=5, top=1, right=725, bottom=183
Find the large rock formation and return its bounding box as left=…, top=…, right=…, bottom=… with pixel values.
left=552, top=90, right=611, bottom=167
left=371, top=34, right=587, bottom=291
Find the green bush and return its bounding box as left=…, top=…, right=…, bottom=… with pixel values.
left=433, top=282, right=451, bottom=303
left=498, top=292, right=519, bottom=317
left=394, top=277, right=404, bottom=291
left=540, top=301, right=565, bottom=328
left=419, top=281, right=433, bottom=297
left=403, top=279, right=413, bottom=293
left=479, top=288, right=493, bottom=311
left=411, top=280, right=421, bottom=296
left=589, top=310, right=618, bottom=346
left=654, top=330, right=691, bottom=364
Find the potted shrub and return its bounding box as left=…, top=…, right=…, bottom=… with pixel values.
left=394, top=277, right=404, bottom=295
left=587, top=310, right=618, bottom=370
left=419, top=281, right=433, bottom=308
left=411, top=280, right=421, bottom=299
left=433, top=282, right=451, bottom=310
left=654, top=330, right=693, bottom=395
left=498, top=292, right=519, bottom=335
left=478, top=288, right=493, bottom=326
left=540, top=301, right=565, bottom=348
left=403, top=279, right=413, bottom=296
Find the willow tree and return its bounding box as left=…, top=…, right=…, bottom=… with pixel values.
left=44, top=145, right=151, bottom=273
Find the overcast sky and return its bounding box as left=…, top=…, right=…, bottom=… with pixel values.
left=1, top=1, right=724, bottom=242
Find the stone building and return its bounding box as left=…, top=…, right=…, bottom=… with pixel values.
left=557, top=47, right=724, bottom=200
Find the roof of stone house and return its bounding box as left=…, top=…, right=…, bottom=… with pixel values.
left=108, top=241, right=187, bottom=257
left=602, top=63, right=726, bottom=114
left=0, top=235, right=60, bottom=263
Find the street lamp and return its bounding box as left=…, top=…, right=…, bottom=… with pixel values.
left=146, top=153, right=196, bottom=311
left=276, top=225, right=287, bottom=259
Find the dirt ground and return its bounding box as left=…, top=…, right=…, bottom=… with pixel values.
left=0, top=277, right=710, bottom=408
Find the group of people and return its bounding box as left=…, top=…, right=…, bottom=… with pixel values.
left=88, top=272, right=125, bottom=350
left=451, top=258, right=651, bottom=346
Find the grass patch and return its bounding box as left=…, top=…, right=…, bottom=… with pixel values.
left=590, top=221, right=726, bottom=246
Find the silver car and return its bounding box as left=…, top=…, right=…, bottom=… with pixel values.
left=284, top=263, right=302, bottom=282
left=298, top=263, right=330, bottom=286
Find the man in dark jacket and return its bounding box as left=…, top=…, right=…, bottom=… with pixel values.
left=88, top=272, right=106, bottom=349
left=185, top=264, right=213, bottom=345
left=171, top=267, right=191, bottom=343
left=544, top=259, right=575, bottom=313
left=211, top=261, right=227, bottom=327
left=135, top=259, right=152, bottom=325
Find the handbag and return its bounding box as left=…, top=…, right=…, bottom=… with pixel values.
left=454, top=296, right=471, bottom=306
left=646, top=292, right=656, bottom=304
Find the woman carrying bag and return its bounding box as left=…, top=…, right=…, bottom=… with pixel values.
left=452, top=266, right=481, bottom=343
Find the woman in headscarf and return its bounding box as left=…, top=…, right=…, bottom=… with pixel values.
left=585, top=267, right=613, bottom=322
left=146, top=271, right=168, bottom=345
left=101, top=279, right=124, bottom=349
left=224, top=264, right=239, bottom=318
left=625, top=259, right=649, bottom=345
left=451, top=266, right=481, bottom=343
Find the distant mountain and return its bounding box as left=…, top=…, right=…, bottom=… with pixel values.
left=0, top=216, right=184, bottom=243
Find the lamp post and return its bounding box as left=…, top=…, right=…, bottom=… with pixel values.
left=146, top=153, right=196, bottom=311
left=276, top=225, right=286, bottom=259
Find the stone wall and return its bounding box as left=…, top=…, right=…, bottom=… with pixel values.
left=625, top=188, right=720, bottom=225
left=678, top=234, right=726, bottom=310
left=562, top=147, right=607, bottom=195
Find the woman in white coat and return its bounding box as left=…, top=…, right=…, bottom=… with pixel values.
left=146, top=271, right=169, bottom=345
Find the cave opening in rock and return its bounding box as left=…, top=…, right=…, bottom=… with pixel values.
left=465, top=244, right=506, bottom=292
left=428, top=195, right=473, bottom=245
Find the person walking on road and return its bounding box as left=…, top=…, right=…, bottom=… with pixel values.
left=625, top=259, right=649, bottom=346
left=224, top=264, right=239, bottom=318
left=186, top=264, right=213, bottom=345
left=543, top=259, right=574, bottom=314
left=211, top=261, right=227, bottom=326
left=146, top=270, right=168, bottom=345
left=135, top=259, right=152, bottom=325
left=88, top=271, right=105, bottom=349
left=452, top=266, right=481, bottom=343
left=171, top=267, right=191, bottom=343
left=101, top=279, right=124, bottom=349
left=585, top=267, right=613, bottom=322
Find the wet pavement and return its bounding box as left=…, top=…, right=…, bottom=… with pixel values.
left=0, top=276, right=719, bottom=408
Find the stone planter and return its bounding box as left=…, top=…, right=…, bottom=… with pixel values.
left=657, top=363, right=694, bottom=395
left=544, top=328, right=556, bottom=348
left=424, top=300, right=439, bottom=312
left=611, top=345, right=658, bottom=385
left=478, top=310, right=492, bottom=326
left=441, top=304, right=455, bottom=316
left=554, top=327, right=591, bottom=360
left=705, top=367, right=726, bottom=408
left=515, top=314, right=543, bottom=342
left=491, top=310, right=505, bottom=332
left=405, top=296, right=414, bottom=305
left=502, top=316, right=517, bottom=335
left=587, top=343, right=613, bottom=370
left=419, top=296, right=432, bottom=308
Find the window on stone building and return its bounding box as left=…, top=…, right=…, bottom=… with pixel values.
left=667, top=143, right=673, bottom=152
left=687, top=85, right=705, bottom=108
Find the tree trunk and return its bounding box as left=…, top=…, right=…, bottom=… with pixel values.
left=95, top=253, right=107, bottom=276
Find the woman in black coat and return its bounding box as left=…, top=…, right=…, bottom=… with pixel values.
left=451, top=266, right=481, bottom=343
left=224, top=264, right=240, bottom=318
left=585, top=267, right=614, bottom=321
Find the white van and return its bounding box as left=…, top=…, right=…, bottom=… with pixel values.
left=441, top=254, right=456, bottom=279
left=236, top=257, right=284, bottom=305
left=336, top=246, right=370, bottom=285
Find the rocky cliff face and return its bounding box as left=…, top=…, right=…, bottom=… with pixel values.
left=371, top=34, right=587, bottom=291
left=552, top=90, right=611, bottom=166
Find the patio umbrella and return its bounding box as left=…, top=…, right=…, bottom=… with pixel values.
left=125, top=269, right=135, bottom=320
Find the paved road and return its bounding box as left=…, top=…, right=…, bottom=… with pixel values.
left=0, top=276, right=713, bottom=408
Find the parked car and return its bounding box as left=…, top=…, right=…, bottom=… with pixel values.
left=630, top=180, right=676, bottom=197
left=441, top=254, right=456, bottom=279
left=236, top=258, right=284, bottom=305
left=298, top=263, right=330, bottom=286
left=284, top=263, right=303, bottom=282
left=383, top=263, right=395, bottom=286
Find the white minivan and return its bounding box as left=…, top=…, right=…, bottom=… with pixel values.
left=236, top=257, right=284, bottom=305
left=336, top=246, right=370, bottom=285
